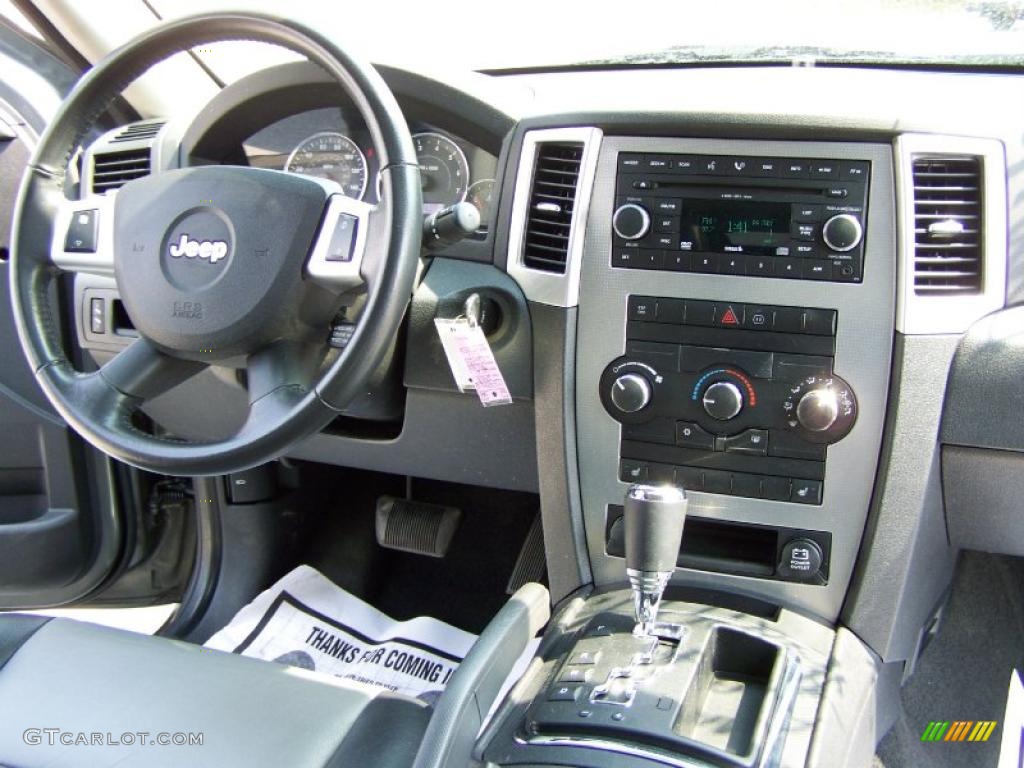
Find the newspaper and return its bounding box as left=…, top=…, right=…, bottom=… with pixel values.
left=205, top=565, right=538, bottom=711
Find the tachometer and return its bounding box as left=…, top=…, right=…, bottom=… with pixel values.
left=413, top=132, right=469, bottom=212
left=285, top=131, right=368, bottom=200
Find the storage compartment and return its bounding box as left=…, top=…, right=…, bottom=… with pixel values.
left=676, top=627, right=785, bottom=759
left=606, top=506, right=831, bottom=584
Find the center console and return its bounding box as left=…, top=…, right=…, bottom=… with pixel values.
left=577, top=137, right=894, bottom=622
left=488, top=133, right=895, bottom=768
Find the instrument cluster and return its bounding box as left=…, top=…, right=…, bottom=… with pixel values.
left=243, top=107, right=498, bottom=230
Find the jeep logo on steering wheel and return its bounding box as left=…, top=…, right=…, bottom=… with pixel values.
left=169, top=233, right=228, bottom=263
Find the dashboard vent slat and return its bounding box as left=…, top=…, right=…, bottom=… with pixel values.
left=91, top=148, right=152, bottom=193
left=911, top=156, right=983, bottom=295
left=110, top=120, right=165, bottom=143
left=522, top=142, right=584, bottom=274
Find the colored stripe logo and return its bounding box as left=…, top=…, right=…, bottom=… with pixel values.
left=921, top=720, right=997, bottom=742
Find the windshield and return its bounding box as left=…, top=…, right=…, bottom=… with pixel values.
left=143, top=0, right=1024, bottom=72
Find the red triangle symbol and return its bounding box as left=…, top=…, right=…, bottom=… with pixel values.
left=720, top=306, right=740, bottom=325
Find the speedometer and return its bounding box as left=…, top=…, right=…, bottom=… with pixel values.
left=285, top=131, right=368, bottom=200
left=413, top=132, right=469, bottom=212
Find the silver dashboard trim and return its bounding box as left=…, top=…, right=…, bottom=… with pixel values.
left=895, top=134, right=1007, bottom=335
left=575, top=137, right=896, bottom=622
left=507, top=127, right=603, bottom=307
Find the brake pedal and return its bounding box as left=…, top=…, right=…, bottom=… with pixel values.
left=375, top=496, right=462, bottom=558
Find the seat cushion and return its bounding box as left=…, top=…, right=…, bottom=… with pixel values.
left=0, top=615, right=430, bottom=768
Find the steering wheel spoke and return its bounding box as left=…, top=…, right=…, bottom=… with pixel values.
left=50, top=192, right=116, bottom=277
left=98, top=338, right=206, bottom=401
left=304, top=193, right=375, bottom=293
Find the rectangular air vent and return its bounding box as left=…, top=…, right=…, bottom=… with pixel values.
left=522, top=142, right=584, bottom=274
left=912, top=155, right=983, bottom=295
left=110, top=120, right=165, bottom=143
left=91, top=148, right=152, bottom=193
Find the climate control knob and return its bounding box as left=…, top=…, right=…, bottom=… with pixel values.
left=782, top=373, right=858, bottom=444
left=702, top=381, right=743, bottom=421
left=796, top=389, right=840, bottom=432
left=612, top=203, right=651, bottom=240
left=610, top=373, right=652, bottom=414
left=822, top=214, right=863, bottom=252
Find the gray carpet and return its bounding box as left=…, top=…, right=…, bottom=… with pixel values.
left=876, top=551, right=1024, bottom=768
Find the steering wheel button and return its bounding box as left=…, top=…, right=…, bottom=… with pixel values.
left=64, top=209, right=98, bottom=253
left=326, top=213, right=359, bottom=262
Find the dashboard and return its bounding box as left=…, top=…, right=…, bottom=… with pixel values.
left=70, top=61, right=1024, bottom=646
left=242, top=108, right=498, bottom=227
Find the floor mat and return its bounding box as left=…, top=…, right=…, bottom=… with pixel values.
left=875, top=551, right=1024, bottom=768
left=206, top=564, right=538, bottom=708
left=299, top=468, right=540, bottom=634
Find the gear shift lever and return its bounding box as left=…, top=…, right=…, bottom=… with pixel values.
left=624, top=484, right=688, bottom=636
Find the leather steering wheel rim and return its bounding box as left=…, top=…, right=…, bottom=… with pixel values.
left=9, top=12, right=422, bottom=476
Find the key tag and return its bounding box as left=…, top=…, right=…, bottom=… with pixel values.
left=434, top=304, right=512, bottom=407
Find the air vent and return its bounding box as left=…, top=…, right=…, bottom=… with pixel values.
left=522, top=142, right=584, bottom=273
left=91, top=148, right=152, bottom=193
left=912, top=155, right=983, bottom=295
left=110, top=121, right=165, bottom=143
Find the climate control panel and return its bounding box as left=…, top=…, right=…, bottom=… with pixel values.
left=601, top=295, right=858, bottom=505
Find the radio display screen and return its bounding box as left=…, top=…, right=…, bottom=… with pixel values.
left=679, top=199, right=791, bottom=256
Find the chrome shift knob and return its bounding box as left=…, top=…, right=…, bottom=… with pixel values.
left=624, top=484, right=688, bottom=636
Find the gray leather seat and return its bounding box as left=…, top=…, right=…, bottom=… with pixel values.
left=0, top=614, right=430, bottom=768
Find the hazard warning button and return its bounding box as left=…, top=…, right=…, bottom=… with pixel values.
left=717, top=305, right=744, bottom=327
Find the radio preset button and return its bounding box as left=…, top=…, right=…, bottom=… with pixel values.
left=773, top=258, right=801, bottom=278
left=746, top=256, right=772, bottom=276
left=612, top=203, right=651, bottom=240
left=665, top=252, right=690, bottom=271
left=635, top=249, right=664, bottom=270
left=722, top=256, right=745, bottom=275
left=692, top=255, right=720, bottom=274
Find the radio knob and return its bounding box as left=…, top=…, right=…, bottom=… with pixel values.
left=796, top=389, right=840, bottom=432
left=822, top=214, right=863, bottom=252
left=702, top=381, right=743, bottom=421
left=612, top=203, right=651, bottom=240
left=610, top=373, right=652, bottom=414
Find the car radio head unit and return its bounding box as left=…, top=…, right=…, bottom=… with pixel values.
left=611, top=152, right=870, bottom=283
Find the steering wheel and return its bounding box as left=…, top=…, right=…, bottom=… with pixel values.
left=9, top=13, right=422, bottom=476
